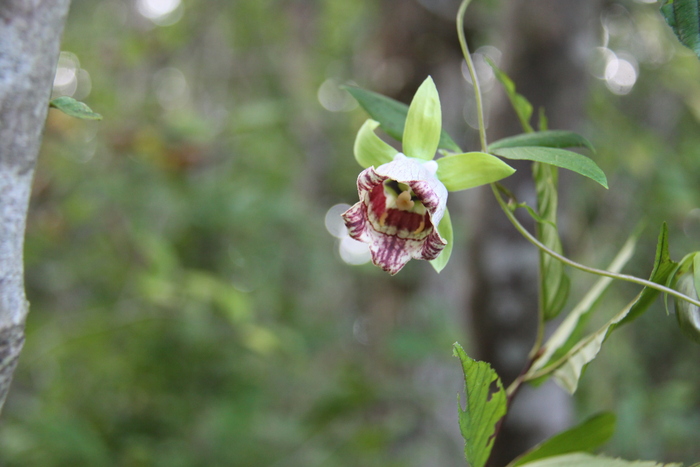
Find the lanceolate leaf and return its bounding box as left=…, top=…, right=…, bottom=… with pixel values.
left=431, top=208, right=453, bottom=273
left=403, top=77, right=441, bottom=161
left=487, top=58, right=533, bottom=132
left=454, top=343, right=507, bottom=467
left=510, top=413, right=616, bottom=467
left=49, top=96, right=103, bottom=120
left=353, top=119, right=398, bottom=169
left=343, top=85, right=462, bottom=152
left=534, top=161, right=569, bottom=321
left=660, top=0, right=700, bottom=58
left=517, top=453, right=682, bottom=467
left=526, top=234, right=638, bottom=382
left=436, top=151, right=515, bottom=191
left=552, top=293, right=641, bottom=394
left=614, top=223, right=677, bottom=328
left=489, top=130, right=595, bottom=152
left=491, top=147, right=608, bottom=189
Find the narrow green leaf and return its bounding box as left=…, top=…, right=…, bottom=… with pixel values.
left=343, top=85, right=461, bottom=152
left=403, top=77, right=441, bottom=161
left=538, top=107, right=549, bottom=131
left=518, top=453, right=682, bottom=467
left=693, top=252, right=700, bottom=299
left=660, top=0, right=700, bottom=58
left=552, top=293, right=641, bottom=394
left=49, top=96, right=103, bottom=120
left=491, top=147, right=608, bottom=189
left=527, top=233, right=638, bottom=381
left=454, top=343, right=507, bottom=467
left=430, top=209, right=453, bottom=273
left=489, top=131, right=595, bottom=152
left=353, top=119, right=398, bottom=169
left=534, top=161, right=569, bottom=321
left=486, top=58, right=533, bottom=132
left=615, top=223, right=677, bottom=328
left=436, top=152, right=515, bottom=191
left=510, top=413, right=616, bottom=467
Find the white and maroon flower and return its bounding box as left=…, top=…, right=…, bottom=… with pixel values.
left=342, top=154, right=448, bottom=275
left=340, top=76, right=514, bottom=274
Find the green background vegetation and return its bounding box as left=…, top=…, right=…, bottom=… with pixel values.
left=2, top=0, right=700, bottom=465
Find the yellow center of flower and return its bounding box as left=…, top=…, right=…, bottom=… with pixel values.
left=395, top=190, right=415, bottom=211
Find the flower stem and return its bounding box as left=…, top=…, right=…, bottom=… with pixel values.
left=491, top=183, right=700, bottom=309
left=457, top=0, right=488, bottom=153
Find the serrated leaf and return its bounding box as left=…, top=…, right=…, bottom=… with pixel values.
left=403, top=77, right=441, bottom=161
left=49, top=96, right=103, bottom=120
left=489, top=131, right=595, bottom=152
left=454, top=343, right=507, bottom=467
left=436, top=152, right=515, bottom=191
left=510, top=413, right=616, bottom=467
left=660, top=0, right=700, bottom=58
left=353, top=119, right=399, bottom=168
left=430, top=209, right=453, bottom=273
left=491, top=147, right=608, bottom=189
left=615, top=223, right=677, bottom=328
left=527, top=233, right=638, bottom=382
left=534, top=161, right=569, bottom=320
left=518, top=453, right=682, bottom=467
left=343, top=85, right=461, bottom=152
left=486, top=58, right=533, bottom=132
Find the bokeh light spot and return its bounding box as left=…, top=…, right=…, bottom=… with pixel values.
left=136, top=0, right=183, bottom=26
left=325, top=203, right=351, bottom=238
left=339, top=237, right=371, bottom=266
left=317, top=79, right=357, bottom=112
left=153, top=67, right=189, bottom=110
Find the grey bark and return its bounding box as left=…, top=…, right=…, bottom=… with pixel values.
left=0, top=0, right=71, bottom=413
left=468, top=1, right=603, bottom=465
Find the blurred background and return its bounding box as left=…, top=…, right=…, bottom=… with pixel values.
left=2, top=0, right=700, bottom=465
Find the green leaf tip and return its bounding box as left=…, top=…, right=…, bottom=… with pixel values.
left=49, top=96, right=103, bottom=120
left=661, top=0, right=700, bottom=59
left=453, top=343, right=507, bottom=467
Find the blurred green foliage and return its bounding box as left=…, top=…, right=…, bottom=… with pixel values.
left=3, top=0, right=700, bottom=465
left=2, top=1, right=465, bottom=466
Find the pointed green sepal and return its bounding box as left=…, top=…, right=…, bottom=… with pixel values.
left=353, top=119, right=399, bottom=169
left=343, top=85, right=461, bottom=152
left=436, top=152, right=515, bottom=191
left=430, top=208, right=453, bottom=273
left=403, top=76, right=441, bottom=161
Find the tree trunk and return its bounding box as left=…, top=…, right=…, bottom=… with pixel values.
left=0, top=0, right=71, bottom=414
left=467, top=1, right=603, bottom=465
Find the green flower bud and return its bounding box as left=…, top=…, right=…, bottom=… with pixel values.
left=672, top=252, right=700, bottom=344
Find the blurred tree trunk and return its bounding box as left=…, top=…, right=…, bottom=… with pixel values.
left=0, top=0, right=71, bottom=414
left=468, top=1, right=603, bottom=465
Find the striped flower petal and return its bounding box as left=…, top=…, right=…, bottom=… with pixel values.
left=342, top=154, right=448, bottom=275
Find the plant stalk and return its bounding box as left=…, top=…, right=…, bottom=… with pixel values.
left=491, top=184, right=700, bottom=309
left=457, top=0, right=488, bottom=153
